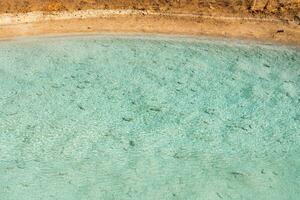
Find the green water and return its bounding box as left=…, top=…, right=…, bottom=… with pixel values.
left=0, top=35, right=299, bottom=200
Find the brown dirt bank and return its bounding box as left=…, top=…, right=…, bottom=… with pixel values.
left=0, top=1, right=299, bottom=45
left=0, top=0, right=299, bottom=22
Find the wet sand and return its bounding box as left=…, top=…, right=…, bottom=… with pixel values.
left=0, top=10, right=300, bottom=45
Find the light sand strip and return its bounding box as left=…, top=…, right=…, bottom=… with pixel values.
left=0, top=9, right=282, bottom=26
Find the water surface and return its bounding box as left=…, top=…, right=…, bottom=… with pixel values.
left=0, top=36, right=299, bottom=199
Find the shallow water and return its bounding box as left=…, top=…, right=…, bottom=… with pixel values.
left=0, top=35, right=299, bottom=200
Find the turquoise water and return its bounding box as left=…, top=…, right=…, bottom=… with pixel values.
left=0, top=35, right=299, bottom=200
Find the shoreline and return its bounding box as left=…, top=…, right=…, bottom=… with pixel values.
left=0, top=9, right=299, bottom=46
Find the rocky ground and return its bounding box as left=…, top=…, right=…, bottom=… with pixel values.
left=0, top=0, right=299, bottom=21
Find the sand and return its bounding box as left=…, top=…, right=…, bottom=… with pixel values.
left=0, top=9, right=300, bottom=46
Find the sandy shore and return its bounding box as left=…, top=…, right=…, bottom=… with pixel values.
left=0, top=9, right=300, bottom=45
